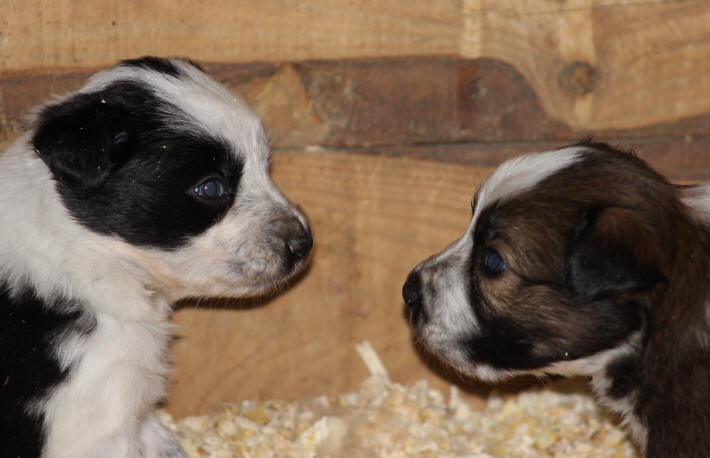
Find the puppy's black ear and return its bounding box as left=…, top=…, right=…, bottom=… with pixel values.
left=32, top=92, right=133, bottom=197
left=566, top=206, right=666, bottom=303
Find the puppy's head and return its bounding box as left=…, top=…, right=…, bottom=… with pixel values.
left=30, top=57, right=312, bottom=300
left=403, top=143, right=676, bottom=381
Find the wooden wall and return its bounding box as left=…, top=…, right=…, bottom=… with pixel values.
left=2, top=1, right=710, bottom=417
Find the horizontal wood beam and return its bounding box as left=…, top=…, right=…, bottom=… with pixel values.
left=3, top=57, right=710, bottom=161
left=3, top=1, right=710, bottom=133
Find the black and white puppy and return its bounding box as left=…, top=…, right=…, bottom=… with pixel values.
left=403, top=142, right=710, bottom=457
left=0, top=57, right=312, bottom=457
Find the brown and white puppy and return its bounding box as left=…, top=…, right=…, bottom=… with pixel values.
left=402, top=142, right=710, bottom=457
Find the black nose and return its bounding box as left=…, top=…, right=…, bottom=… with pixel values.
left=286, top=230, right=313, bottom=262
left=402, top=271, right=423, bottom=309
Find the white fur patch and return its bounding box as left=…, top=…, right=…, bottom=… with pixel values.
left=39, top=317, right=174, bottom=458
left=471, top=147, right=584, bottom=226
left=679, top=183, right=710, bottom=221
left=544, top=332, right=642, bottom=378
left=679, top=185, right=710, bottom=350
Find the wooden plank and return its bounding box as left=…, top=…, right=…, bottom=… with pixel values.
left=471, top=0, right=710, bottom=131
left=376, top=134, right=710, bottom=182
left=4, top=1, right=710, bottom=135
left=4, top=57, right=710, bottom=153
left=0, top=0, right=461, bottom=71
left=166, top=151, right=494, bottom=417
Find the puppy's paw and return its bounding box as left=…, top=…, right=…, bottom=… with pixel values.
left=140, top=414, right=187, bottom=458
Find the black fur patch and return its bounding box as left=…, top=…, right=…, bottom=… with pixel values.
left=32, top=80, right=242, bottom=249
left=565, top=207, right=665, bottom=305
left=0, top=284, right=95, bottom=457
left=119, top=57, right=185, bottom=77
left=463, top=266, right=644, bottom=371
left=605, top=354, right=641, bottom=400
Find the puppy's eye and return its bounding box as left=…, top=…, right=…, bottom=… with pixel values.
left=193, top=179, right=225, bottom=199
left=482, top=248, right=506, bottom=276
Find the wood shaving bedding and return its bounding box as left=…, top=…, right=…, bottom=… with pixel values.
left=158, top=341, right=638, bottom=457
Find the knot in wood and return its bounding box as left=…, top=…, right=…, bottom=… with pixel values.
left=558, top=62, right=598, bottom=96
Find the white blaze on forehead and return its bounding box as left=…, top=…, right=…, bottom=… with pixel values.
left=473, top=146, right=585, bottom=224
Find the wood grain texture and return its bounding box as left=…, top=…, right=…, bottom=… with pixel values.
left=4, top=57, right=710, bottom=155
left=469, top=0, right=710, bottom=130
left=377, top=134, right=710, bottom=182
left=0, top=0, right=461, bottom=70
left=3, top=0, right=710, bottom=133
left=166, top=151, right=492, bottom=417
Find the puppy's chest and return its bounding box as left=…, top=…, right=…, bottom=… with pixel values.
left=52, top=310, right=174, bottom=403
left=40, top=311, right=175, bottom=454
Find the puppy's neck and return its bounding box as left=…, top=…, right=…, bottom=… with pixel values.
left=591, top=186, right=710, bottom=455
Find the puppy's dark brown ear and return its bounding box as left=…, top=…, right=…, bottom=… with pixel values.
left=31, top=92, right=133, bottom=197
left=565, top=206, right=666, bottom=304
